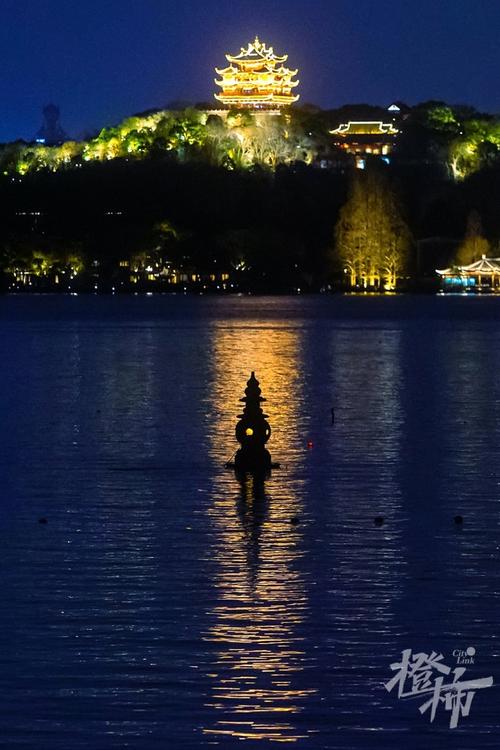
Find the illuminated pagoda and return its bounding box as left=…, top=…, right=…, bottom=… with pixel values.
left=214, top=37, right=299, bottom=110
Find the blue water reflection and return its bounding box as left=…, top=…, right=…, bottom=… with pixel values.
left=0, top=295, right=498, bottom=749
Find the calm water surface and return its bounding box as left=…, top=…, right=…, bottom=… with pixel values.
left=0, top=295, right=499, bottom=749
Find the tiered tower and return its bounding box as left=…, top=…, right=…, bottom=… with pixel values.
left=214, top=37, right=299, bottom=110
left=234, top=372, right=273, bottom=474
left=35, top=104, right=67, bottom=145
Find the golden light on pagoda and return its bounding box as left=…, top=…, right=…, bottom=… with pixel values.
left=214, top=36, right=300, bottom=110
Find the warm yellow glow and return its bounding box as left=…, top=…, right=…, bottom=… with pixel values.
left=245, top=427, right=254, bottom=436
left=202, top=325, right=316, bottom=742
left=215, top=37, right=299, bottom=109
left=330, top=121, right=399, bottom=136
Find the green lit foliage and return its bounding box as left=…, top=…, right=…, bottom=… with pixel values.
left=81, top=112, right=166, bottom=162
left=425, top=105, right=460, bottom=135
left=205, top=108, right=321, bottom=168
left=4, top=244, right=85, bottom=285
left=4, top=100, right=499, bottom=182
left=0, top=143, right=21, bottom=173
left=393, top=101, right=500, bottom=179
left=153, top=220, right=179, bottom=260
left=449, top=119, right=500, bottom=179
left=226, top=109, right=254, bottom=129
left=165, top=114, right=207, bottom=157
left=10, top=141, right=83, bottom=174
left=455, top=210, right=490, bottom=265
left=222, top=113, right=303, bottom=169
left=122, top=130, right=145, bottom=155
left=335, top=166, right=411, bottom=290
left=393, top=102, right=461, bottom=165
left=83, top=127, right=122, bottom=161
left=0, top=104, right=346, bottom=177
left=244, top=120, right=293, bottom=168
left=55, top=141, right=83, bottom=166
left=202, top=114, right=242, bottom=168
left=16, top=145, right=53, bottom=173
left=128, top=221, right=180, bottom=274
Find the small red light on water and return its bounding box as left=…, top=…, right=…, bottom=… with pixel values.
left=307, top=440, right=313, bottom=449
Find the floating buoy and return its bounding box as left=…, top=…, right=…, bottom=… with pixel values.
left=454, top=515, right=464, bottom=525
left=374, top=516, right=384, bottom=526
left=290, top=516, right=300, bottom=526
left=38, top=517, right=48, bottom=525
left=307, top=440, right=314, bottom=449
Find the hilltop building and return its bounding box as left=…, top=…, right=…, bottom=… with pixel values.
left=35, top=104, right=67, bottom=146
left=214, top=37, right=299, bottom=110
left=330, top=120, right=399, bottom=169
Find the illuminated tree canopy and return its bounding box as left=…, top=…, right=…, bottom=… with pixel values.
left=335, top=167, right=411, bottom=290
left=455, top=210, right=490, bottom=266
left=1, top=100, right=499, bottom=183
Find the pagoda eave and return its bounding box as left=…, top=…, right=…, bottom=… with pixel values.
left=215, top=65, right=239, bottom=74
left=214, top=94, right=299, bottom=107
left=227, top=54, right=288, bottom=66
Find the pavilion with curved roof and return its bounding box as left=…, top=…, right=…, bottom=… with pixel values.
left=436, top=255, right=500, bottom=291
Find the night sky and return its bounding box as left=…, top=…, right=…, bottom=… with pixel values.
left=1, top=0, right=498, bottom=143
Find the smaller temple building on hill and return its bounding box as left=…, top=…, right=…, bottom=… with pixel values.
left=330, top=120, right=398, bottom=168
left=436, top=256, right=500, bottom=292
left=214, top=37, right=299, bottom=110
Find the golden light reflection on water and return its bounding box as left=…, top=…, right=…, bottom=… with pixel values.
left=203, top=323, right=316, bottom=742
left=205, top=323, right=309, bottom=468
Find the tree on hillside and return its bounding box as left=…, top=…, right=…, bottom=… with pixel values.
left=335, top=167, right=411, bottom=290
left=455, top=210, right=489, bottom=265
left=449, top=119, right=500, bottom=179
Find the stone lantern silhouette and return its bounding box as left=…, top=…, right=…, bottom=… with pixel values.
left=234, top=372, right=273, bottom=474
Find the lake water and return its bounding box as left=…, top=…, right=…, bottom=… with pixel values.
left=0, top=295, right=499, bottom=749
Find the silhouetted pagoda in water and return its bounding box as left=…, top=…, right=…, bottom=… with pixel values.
left=214, top=37, right=299, bottom=110
left=234, top=372, right=273, bottom=474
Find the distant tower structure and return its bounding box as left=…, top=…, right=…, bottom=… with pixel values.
left=215, top=37, right=299, bottom=110
left=35, top=104, right=67, bottom=145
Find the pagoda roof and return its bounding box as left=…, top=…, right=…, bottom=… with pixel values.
left=437, top=256, right=500, bottom=275
left=330, top=121, right=399, bottom=136
left=226, top=37, right=288, bottom=65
